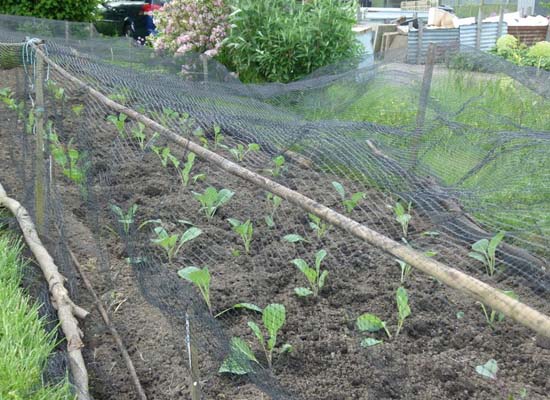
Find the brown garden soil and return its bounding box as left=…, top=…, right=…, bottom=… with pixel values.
left=1, top=67, right=550, bottom=400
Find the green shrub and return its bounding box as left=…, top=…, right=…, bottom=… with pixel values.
left=218, top=0, right=362, bottom=82
left=495, top=34, right=519, bottom=57
left=0, top=0, right=99, bottom=22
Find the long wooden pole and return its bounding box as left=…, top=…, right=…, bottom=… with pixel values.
left=34, top=44, right=46, bottom=234
left=33, top=45, right=550, bottom=339
left=0, top=181, right=91, bottom=400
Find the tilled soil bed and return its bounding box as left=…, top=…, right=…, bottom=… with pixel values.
left=1, top=67, right=549, bottom=400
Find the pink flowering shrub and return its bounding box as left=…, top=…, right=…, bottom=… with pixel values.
left=151, top=0, right=230, bottom=57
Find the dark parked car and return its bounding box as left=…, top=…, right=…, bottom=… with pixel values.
left=95, top=0, right=164, bottom=40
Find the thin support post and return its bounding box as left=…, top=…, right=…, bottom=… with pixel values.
left=497, top=3, right=504, bottom=38
left=186, top=314, right=202, bottom=400
left=546, top=23, right=550, bottom=42
left=201, top=54, right=208, bottom=83
left=65, top=21, right=69, bottom=43
left=476, top=2, right=484, bottom=51
left=34, top=45, right=46, bottom=234
left=412, top=42, right=435, bottom=166
left=417, top=19, right=424, bottom=65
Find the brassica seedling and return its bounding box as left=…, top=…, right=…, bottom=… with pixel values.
left=393, top=201, right=412, bottom=238
left=150, top=224, right=202, bottom=263
left=219, top=337, right=259, bottom=375
left=179, top=152, right=196, bottom=187
left=361, top=338, right=383, bottom=348
left=395, top=286, right=410, bottom=337
left=71, top=104, right=84, bottom=117
left=308, top=213, right=328, bottom=239
left=248, top=304, right=289, bottom=369
left=214, top=302, right=262, bottom=319
left=178, top=266, right=212, bottom=314
left=396, top=259, right=412, bottom=284
left=131, top=122, right=146, bottom=150
left=192, top=173, right=206, bottom=183
left=332, top=181, right=365, bottom=213
left=356, top=313, right=391, bottom=339
left=468, top=231, right=505, bottom=276
left=292, top=249, right=328, bottom=297
left=213, top=124, right=224, bottom=148
left=270, top=155, right=285, bottom=177
left=46, top=80, right=64, bottom=101
left=228, top=218, right=253, bottom=254
left=475, top=359, right=498, bottom=380
left=0, top=88, right=25, bottom=120
left=49, top=133, right=86, bottom=184
left=152, top=145, right=180, bottom=169
left=107, top=113, right=127, bottom=138
left=476, top=290, right=517, bottom=329
left=193, top=187, right=234, bottom=220
left=229, top=143, right=260, bottom=162
left=110, top=204, right=138, bottom=235
left=282, top=234, right=308, bottom=244
left=265, top=193, right=282, bottom=228
left=193, top=127, right=209, bottom=148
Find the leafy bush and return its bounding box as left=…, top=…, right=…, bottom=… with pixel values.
left=218, top=0, right=362, bottom=82
left=151, top=0, right=230, bottom=57
left=493, top=38, right=550, bottom=71
left=0, top=0, right=99, bottom=22
left=495, top=34, right=519, bottom=57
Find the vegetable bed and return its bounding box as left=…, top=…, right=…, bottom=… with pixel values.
left=1, top=67, right=549, bottom=400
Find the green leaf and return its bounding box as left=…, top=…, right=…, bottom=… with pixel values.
left=265, top=215, right=275, bottom=228
left=248, top=143, right=260, bottom=151
left=472, top=238, right=489, bottom=253
left=180, top=227, right=202, bottom=245
left=468, top=252, right=487, bottom=264
left=178, top=266, right=210, bottom=288
left=219, top=337, right=257, bottom=375
left=488, top=231, right=505, bottom=256
left=283, top=234, right=306, bottom=243
left=331, top=181, right=345, bottom=199
left=318, top=270, right=329, bottom=289
left=315, top=249, right=327, bottom=271
left=216, top=189, right=235, bottom=206
left=475, top=359, right=498, bottom=380
left=396, top=286, right=411, bottom=321
left=280, top=343, right=293, bottom=353
left=356, top=313, right=385, bottom=333
left=350, top=191, right=365, bottom=203
left=263, top=304, right=286, bottom=351
left=294, top=287, right=313, bottom=297
left=248, top=321, right=264, bottom=344
left=360, top=338, right=383, bottom=348
left=227, top=218, right=242, bottom=227
left=233, top=303, right=263, bottom=313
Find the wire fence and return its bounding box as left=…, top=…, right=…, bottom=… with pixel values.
left=1, top=14, right=549, bottom=400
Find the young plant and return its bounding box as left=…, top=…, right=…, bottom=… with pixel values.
left=332, top=181, right=365, bottom=213
left=270, top=155, right=285, bottom=177
left=150, top=223, right=202, bottom=263
left=395, top=286, right=411, bottom=337
left=46, top=80, right=65, bottom=101
left=476, top=290, right=517, bottom=329
left=475, top=359, right=498, bottom=380
left=193, top=127, right=209, bottom=148
left=131, top=122, right=146, bottom=150
left=179, top=152, right=196, bottom=187
left=213, top=124, right=224, bottom=148
left=282, top=234, right=309, bottom=244
left=265, top=193, right=282, bottom=228
left=49, top=132, right=86, bottom=185
left=110, top=204, right=138, bottom=235
left=152, top=145, right=180, bottom=169
left=291, top=249, right=328, bottom=297
left=107, top=113, right=127, bottom=138
left=248, top=304, right=289, bottom=369
left=229, top=143, right=260, bottom=162
left=396, top=259, right=412, bottom=284
left=71, top=104, right=84, bottom=117
left=393, top=201, right=412, bottom=238
left=356, top=313, right=392, bottom=339
left=308, top=213, right=328, bottom=239
left=227, top=218, right=253, bottom=254
left=193, top=187, right=234, bottom=220
left=1, top=88, right=25, bottom=120
left=468, top=231, right=505, bottom=276
left=178, top=266, right=212, bottom=314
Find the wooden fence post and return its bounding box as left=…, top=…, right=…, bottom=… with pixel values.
left=34, top=44, right=46, bottom=234
left=186, top=313, right=202, bottom=400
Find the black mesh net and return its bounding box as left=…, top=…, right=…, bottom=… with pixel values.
left=1, top=14, right=549, bottom=400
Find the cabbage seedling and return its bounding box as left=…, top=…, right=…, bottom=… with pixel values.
left=110, top=204, right=138, bottom=235
left=393, top=201, right=412, bottom=238
left=270, top=155, right=285, bottom=177
left=308, top=213, right=328, bottom=239
left=178, top=266, right=212, bottom=314
left=152, top=145, right=180, bottom=169
left=248, top=304, right=289, bottom=369
left=193, top=127, right=209, bottom=148
left=396, top=259, right=412, bottom=284
left=107, top=113, right=127, bottom=138
left=193, top=187, right=234, bottom=220
left=468, top=231, right=505, bottom=276
left=356, top=313, right=391, bottom=339
left=291, top=249, right=328, bottom=297
left=151, top=224, right=202, bottom=263
left=213, top=125, right=224, bottom=148
left=219, top=304, right=291, bottom=373
left=395, top=286, right=410, bottom=337
left=71, top=104, right=84, bottom=117
left=283, top=234, right=309, bottom=244
left=475, top=359, right=498, bottom=380
left=265, top=193, right=282, bottom=228
left=332, top=181, right=365, bottom=213
left=229, top=143, right=260, bottom=162
left=179, top=152, right=196, bottom=187
left=227, top=218, right=253, bottom=254
left=476, top=290, right=517, bottom=329
left=131, top=122, right=146, bottom=150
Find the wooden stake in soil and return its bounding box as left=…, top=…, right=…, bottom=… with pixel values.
left=186, top=313, right=202, bottom=400
left=33, top=44, right=46, bottom=234
left=32, top=45, right=550, bottom=339
left=0, top=181, right=91, bottom=400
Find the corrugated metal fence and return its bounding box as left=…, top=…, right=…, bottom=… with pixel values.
left=407, top=22, right=507, bottom=63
